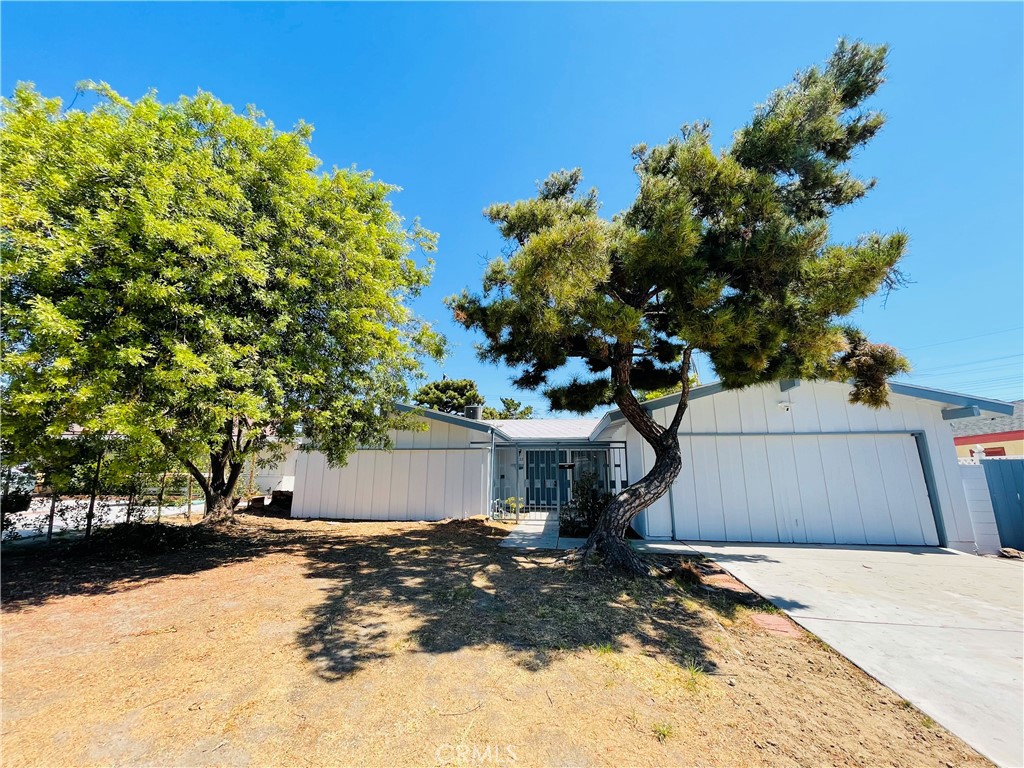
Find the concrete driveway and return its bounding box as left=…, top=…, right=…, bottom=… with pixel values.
left=682, top=542, right=1024, bottom=768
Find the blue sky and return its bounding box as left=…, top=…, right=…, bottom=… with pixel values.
left=3, top=2, right=1022, bottom=412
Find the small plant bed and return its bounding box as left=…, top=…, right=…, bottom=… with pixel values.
left=558, top=470, right=612, bottom=538
left=1, top=515, right=990, bottom=767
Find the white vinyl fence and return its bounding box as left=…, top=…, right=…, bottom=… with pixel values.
left=960, top=463, right=1002, bottom=554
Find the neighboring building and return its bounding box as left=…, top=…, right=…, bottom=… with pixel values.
left=950, top=400, right=1024, bottom=458
left=290, top=379, right=1014, bottom=554
left=253, top=447, right=298, bottom=494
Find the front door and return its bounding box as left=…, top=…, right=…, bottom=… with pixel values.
left=524, top=449, right=568, bottom=508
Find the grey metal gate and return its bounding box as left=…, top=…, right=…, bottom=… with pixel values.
left=981, top=458, right=1024, bottom=550
left=490, top=444, right=627, bottom=521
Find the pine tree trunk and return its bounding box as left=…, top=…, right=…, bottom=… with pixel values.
left=575, top=429, right=682, bottom=576
left=569, top=345, right=692, bottom=577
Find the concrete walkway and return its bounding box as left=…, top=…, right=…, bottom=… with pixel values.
left=679, top=542, right=1024, bottom=768
left=498, top=511, right=587, bottom=550
left=499, top=511, right=558, bottom=549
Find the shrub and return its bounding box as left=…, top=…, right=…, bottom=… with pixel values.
left=559, top=470, right=611, bottom=537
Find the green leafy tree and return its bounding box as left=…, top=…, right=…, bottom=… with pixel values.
left=1, top=82, right=442, bottom=520
left=482, top=397, right=535, bottom=420
left=412, top=378, right=484, bottom=415
left=450, top=41, right=910, bottom=574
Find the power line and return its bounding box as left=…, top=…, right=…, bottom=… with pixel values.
left=908, top=363, right=1024, bottom=379
left=913, top=373, right=1023, bottom=385
left=907, top=353, right=1024, bottom=374
left=903, top=326, right=1024, bottom=351
left=911, top=377, right=1022, bottom=392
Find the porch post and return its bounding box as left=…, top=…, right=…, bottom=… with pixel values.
left=487, top=429, right=496, bottom=518
left=556, top=444, right=561, bottom=521
left=514, top=447, right=521, bottom=522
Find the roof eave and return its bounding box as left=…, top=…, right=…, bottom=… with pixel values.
left=588, top=412, right=614, bottom=442
left=887, top=382, right=1015, bottom=416
left=599, top=382, right=725, bottom=428
left=393, top=403, right=512, bottom=440
left=595, top=379, right=1015, bottom=434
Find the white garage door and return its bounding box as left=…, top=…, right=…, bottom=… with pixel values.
left=671, top=434, right=939, bottom=546
left=292, top=449, right=488, bottom=521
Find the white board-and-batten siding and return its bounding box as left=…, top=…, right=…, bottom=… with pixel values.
left=599, top=381, right=974, bottom=551
left=291, top=418, right=489, bottom=521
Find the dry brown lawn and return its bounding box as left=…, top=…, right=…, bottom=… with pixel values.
left=1, top=514, right=989, bottom=767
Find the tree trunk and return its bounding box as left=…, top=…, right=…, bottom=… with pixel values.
left=575, top=429, right=682, bottom=576
left=85, top=450, right=103, bottom=539
left=570, top=346, right=692, bottom=576
left=156, top=471, right=167, bottom=522
left=176, top=419, right=258, bottom=524
left=0, top=465, right=11, bottom=536
left=245, top=455, right=257, bottom=500
left=46, top=487, right=57, bottom=544
left=125, top=489, right=135, bottom=524
left=203, top=491, right=236, bottom=522
left=183, top=451, right=243, bottom=524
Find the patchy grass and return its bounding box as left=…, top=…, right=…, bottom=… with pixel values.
left=1, top=515, right=991, bottom=767
left=652, top=721, right=675, bottom=742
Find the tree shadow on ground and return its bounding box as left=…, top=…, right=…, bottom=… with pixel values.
left=2, top=513, right=751, bottom=686
left=0, top=516, right=302, bottom=611
left=296, top=519, right=720, bottom=680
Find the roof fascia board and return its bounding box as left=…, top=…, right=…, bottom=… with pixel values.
left=393, top=403, right=511, bottom=439
left=494, top=436, right=598, bottom=444
left=595, top=379, right=1014, bottom=438
left=588, top=412, right=614, bottom=442
left=603, top=382, right=724, bottom=424
left=888, top=382, right=1015, bottom=416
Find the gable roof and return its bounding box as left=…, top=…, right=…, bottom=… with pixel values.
left=949, top=400, right=1024, bottom=438
left=482, top=418, right=602, bottom=441
left=393, top=404, right=599, bottom=441
left=886, top=382, right=1016, bottom=415
left=397, top=380, right=1015, bottom=445
left=589, top=379, right=1016, bottom=440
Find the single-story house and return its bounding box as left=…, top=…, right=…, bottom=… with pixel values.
left=290, top=379, right=1014, bottom=553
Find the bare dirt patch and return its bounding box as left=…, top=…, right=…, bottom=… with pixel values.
left=2, top=515, right=989, bottom=767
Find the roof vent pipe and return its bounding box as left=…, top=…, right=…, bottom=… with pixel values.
left=464, top=405, right=484, bottom=420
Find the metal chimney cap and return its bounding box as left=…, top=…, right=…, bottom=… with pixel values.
left=464, top=405, right=484, bottom=420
